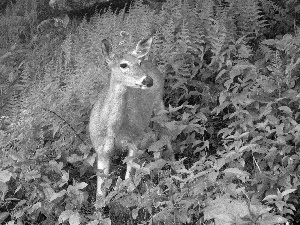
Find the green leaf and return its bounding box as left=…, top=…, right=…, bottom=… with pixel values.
left=261, top=39, right=276, bottom=45
left=0, top=170, right=12, bottom=183
left=216, top=69, right=227, bottom=80
left=277, top=34, right=293, bottom=50
left=67, top=154, right=83, bottom=163
left=0, top=212, right=9, bottom=223
left=208, top=171, right=218, bottom=182
left=27, top=202, right=42, bottom=215
left=49, top=160, right=63, bottom=170
left=14, top=207, right=25, bottom=219
left=87, top=221, right=101, bottom=225
left=69, top=212, right=81, bottom=225
left=74, top=182, right=88, bottom=190
left=165, top=121, right=187, bottom=136
left=9, top=152, right=23, bottom=162
left=223, top=168, right=249, bottom=177
left=168, top=104, right=183, bottom=112
left=204, top=197, right=249, bottom=225
left=43, top=187, right=55, bottom=201
left=85, top=153, right=96, bottom=167
left=59, top=210, right=73, bottom=223
left=24, top=170, right=41, bottom=181
left=214, top=214, right=232, bottom=224
left=263, top=194, right=277, bottom=201
left=238, top=144, right=257, bottom=152
left=132, top=208, right=139, bottom=219
left=260, top=214, right=288, bottom=224
left=278, top=106, right=292, bottom=114
left=219, top=92, right=227, bottom=105
left=145, top=159, right=166, bottom=170
left=50, top=190, right=66, bottom=202
left=52, top=123, right=60, bottom=138
left=59, top=170, right=69, bottom=187
left=281, top=189, right=296, bottom=197
left=215, top=158, right=225, bottom=170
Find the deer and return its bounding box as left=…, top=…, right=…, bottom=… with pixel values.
left=89, top=34, right=169, bottom=199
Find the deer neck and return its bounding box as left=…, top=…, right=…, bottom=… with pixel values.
left=99, top=80, right=127, bottom=131
left=105, top=81, right=127, bottom=108
left=89, top=79, right=128, bottom=148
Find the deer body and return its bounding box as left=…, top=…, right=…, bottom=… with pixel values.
left=89, top=37, right=165, bottom=197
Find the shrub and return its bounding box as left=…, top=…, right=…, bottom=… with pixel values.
left=0, top=0, right=299, bottom=224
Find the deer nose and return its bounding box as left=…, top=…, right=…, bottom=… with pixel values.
left=142, top=76, right=153, bottom=87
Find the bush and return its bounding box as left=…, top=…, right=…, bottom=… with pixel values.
left=0, top=0, right=299, bottom=224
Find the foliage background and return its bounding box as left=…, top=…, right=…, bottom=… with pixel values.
left=0, top=0, right=300, bottom=224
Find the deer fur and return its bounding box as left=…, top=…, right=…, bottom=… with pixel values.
left=89, top=36, right=167, bottom=198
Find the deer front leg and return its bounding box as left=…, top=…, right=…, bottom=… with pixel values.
left=125, top=143, right=138, bottom=179
left=114, top=131, right=140, bottom=179
left=96, top=136, right=114, bottom=197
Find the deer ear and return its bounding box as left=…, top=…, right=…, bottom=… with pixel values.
left=131, top=36, right=153, bottom=58
left=101, top=39, right=114, bottom=64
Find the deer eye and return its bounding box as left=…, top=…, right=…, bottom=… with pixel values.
left=120, top=63, right=129, bottom=69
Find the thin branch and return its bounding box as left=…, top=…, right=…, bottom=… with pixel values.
left=43, top=108, right=87, bottom=146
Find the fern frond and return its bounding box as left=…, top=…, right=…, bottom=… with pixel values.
left=207, top=19, right=227, bottom=58
left=234, top=0, right=265, bottom=37
left=199, top=0, right=215, bottom=20
left=258, top=0, right=287, bottom=20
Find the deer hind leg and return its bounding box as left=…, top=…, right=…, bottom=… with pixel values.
left=96, top=136, right=114, bottom=197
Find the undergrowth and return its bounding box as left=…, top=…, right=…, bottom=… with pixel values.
left=0, top=0, right=300, bottom=224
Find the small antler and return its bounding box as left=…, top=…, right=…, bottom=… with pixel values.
left=119, top=31, right=132, bottom=46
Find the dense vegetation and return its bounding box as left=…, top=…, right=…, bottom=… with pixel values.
left=1, top=0, right=300, bottom=224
